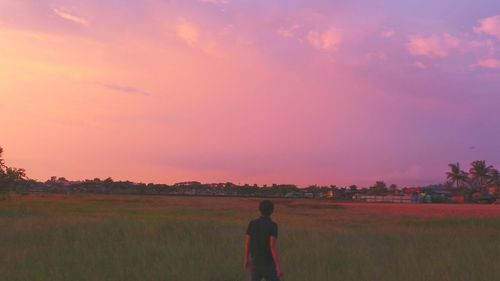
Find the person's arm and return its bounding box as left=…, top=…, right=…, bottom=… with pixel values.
left=244, top=234, right=251, bottom=271
left=270, top=236, right=283, bottom=277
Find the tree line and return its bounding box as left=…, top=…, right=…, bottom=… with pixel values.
left=446, top=161, right=499, bottom=190
left=1, top=146, right=499, bottom=201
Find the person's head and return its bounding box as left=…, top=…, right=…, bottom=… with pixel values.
left=259, top=200, right=274, bottom=217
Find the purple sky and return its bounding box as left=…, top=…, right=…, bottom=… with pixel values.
left=1, top=0, right=499, bottom=186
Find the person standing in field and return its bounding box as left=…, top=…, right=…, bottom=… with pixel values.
left=244, top=200, right=283, bottom=281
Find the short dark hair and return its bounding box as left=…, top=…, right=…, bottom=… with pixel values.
left=259, top=200, right=274, bottom=217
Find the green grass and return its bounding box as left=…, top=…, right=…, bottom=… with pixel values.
left=1, top=195, right=499, bottom=281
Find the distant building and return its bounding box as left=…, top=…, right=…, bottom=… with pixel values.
left=487, top=186, right=500, bottom=197
left=304, top=192, right=314, bottom=198
left=353, top=194, right=424, bottom=204
left=403, top=187, right=421, bottom=195
left=285, top=191, right=307, bottom=198
left=326, top=190, right=334, bottom=198
left=450, top=196, right=465, bottom=203
left=431, top=189, right=452, bottom=197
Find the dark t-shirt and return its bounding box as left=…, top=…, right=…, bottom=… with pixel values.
left=246, top=216, right=278, bottom=271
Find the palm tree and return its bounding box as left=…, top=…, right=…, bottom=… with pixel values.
left=489, top=168, right=500, bottom=186
left=469, top=160, right=495, bottom=190
left=446, top=163, right=469, bottom=188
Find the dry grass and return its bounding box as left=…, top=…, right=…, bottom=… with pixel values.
left=1, top=194, right=500, bottom=281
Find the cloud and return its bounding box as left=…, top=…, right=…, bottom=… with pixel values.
left=381, top=30, right=395, bottom=38
left=477, top=59, right=500, bottom=69
left=469, top=39, right=496, bottom=56
left=52, top=8, right=89, bottom=27
left=174, top=19, right=221, bottom=57
left=364, top=52, right=387, bottom=61
left=277, top=24, right=302, bottom=38
left=474, top=15, right=500, bottom=38
left=176, top=20, right=199, bottom=47
left=307, top=28, right=342, bottom=51
left=414, top=61, right=426, bottom=69
left=406, top=33, right=460, bottom=58
left=100, top=83, right=150, bottom=96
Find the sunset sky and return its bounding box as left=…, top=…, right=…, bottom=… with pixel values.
left=1, top=0, right=500, bottom=187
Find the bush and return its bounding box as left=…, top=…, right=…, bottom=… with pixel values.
left=430, top=195, right=447, bottom=203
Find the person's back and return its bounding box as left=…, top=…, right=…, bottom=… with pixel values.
left=244, top=200, right=283, bottom=281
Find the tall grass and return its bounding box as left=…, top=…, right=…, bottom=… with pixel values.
left=0, top=195, right=499, bottom=281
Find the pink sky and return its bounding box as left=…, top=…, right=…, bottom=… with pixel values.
left=1, top=0, right=500, bottom=187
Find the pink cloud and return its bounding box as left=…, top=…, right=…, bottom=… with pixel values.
left=52, top=7, right=89, bottom=27
left=307, top=28, right=342, bottom=51
left=407, top=33, right=460, bottom=58
left=477, top=58, right=500, bottom=69
left=474, top=15, right=500, bottom=38
left=381, top=30, right=394, bottom=38
left=176, top=20, right=199, bottom=47
left=3, top=0, right=500, bottom=186
left=414, top=61, right=426, bottom=69
left=277, top=24, right=302, bottom=38
left=174, top=19, right=221, bottom=57
left=365, top=52, right=387, bottom=61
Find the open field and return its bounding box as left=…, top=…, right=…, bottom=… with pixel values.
left=1, top=194, right=500, bottom=281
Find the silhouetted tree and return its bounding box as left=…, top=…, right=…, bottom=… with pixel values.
left=0, top=147, right=4, bottom=169
left=0, top=147, right=6, bottom=198
left=490, top=169, right=500, bottom=186
left=0, top=147, right=27, bottom=199
left=469, top=160, right=495, bottom=190
left=368, top=181, right=388, bottom=195
left=446, top=163, right=469, bottom=188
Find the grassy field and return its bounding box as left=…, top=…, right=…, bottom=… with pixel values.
left=1, top=194, right=500, bottom=281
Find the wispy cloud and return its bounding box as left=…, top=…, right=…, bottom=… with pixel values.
left=176, top=19, right=199, bottom=47
left=364, top=52, right=387, bottom=61
left=307, top=28, right=342, bottom=51
left=477, top=58, right=500, bottom=69
left=174, top=18, right=220, bottom=56
left=277, top=24, right=302, bottom=38
left=414, top=61, right=426, bottom=69
left=100, top=83, right=150, bottom=96
left=381, top=30, right=395, bottom=38
left=406, top=33, right=460, bottom=58
left=52, top=7, right=89, bottom=27
left=474, top=15, right=500, bottom=38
